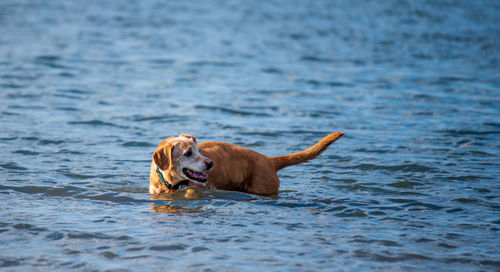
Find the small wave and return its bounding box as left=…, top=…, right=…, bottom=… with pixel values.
left=149, top=243, right=188, bottom=251
left=129, top=114, right=189, bottom=123
left=387, top=181, right=422, bottom=188
left=6, top=92, right=43, bottom=99
left=12, top=223, right=47, bottom=232
left=484, top=122, right=500, bottom=128
left=1, top=83, right=25, bottom=89
left=58, top=170, right=115, bottom=179
left=436, top=128, right=500, bottom=136
left=147, top=58, right=175, bottom=64
left=0, top=257, right=26, bottom=268
left=57, top=89, right=88, bottom=95
left=12, top=150, right=39, bottom=156
left=444, top=175, right=486, bottom=181
left=38, top=139, right=64, bottom=145
left=68, top=120, right=122, bottom=128
left=188, top=60, right=237, bottom=67
left=336, top=209, right=367, bottom=217
left=75, top=193, right=143, bottom=204
left=33, top=55, right=70, bottom=69
left=122, top=141, right=155, bottom=147
left=34, top=55, right=60, bottom=62
left=55, top=107, right=80, bottom=112
left=304, top=79, right=354, bottom=87
left=353, top=148, right=396, bottom=154
left=45, top=231, right=65, bottom=241
left=0, top=162, right=27, bottom=171
left=67, top=231, right=123, bottom=240
left=58, top=72, right=75, bottom=77
left=347, top=163, right=437, bottom=173
left=402, top=201, right=444, bottom=211
left=197, top=105, right=272, bottom=117
left=371, top=253, right=433, bottom=262
left=453, top=198, right=479, bottom=204
left=300, top=55, right=333, bottom=63
left=261, top=67, right=283, bottom=74
left=0, top=184, right=145, bottom=204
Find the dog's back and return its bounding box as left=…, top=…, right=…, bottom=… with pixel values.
left=200, top=141, right=279, bottom=194
left=198, top=131, right=344, bottom=195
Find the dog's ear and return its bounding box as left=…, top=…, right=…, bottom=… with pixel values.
left=179, top=133, right=196, bottom=143
left=153, top=144, right=174, bottom=171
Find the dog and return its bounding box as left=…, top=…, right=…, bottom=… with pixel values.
left=150, top=132, right=344, bottom=196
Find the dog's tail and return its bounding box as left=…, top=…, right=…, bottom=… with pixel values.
left=271, top=132, right=344, bottom=171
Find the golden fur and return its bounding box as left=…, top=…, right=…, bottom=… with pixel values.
left=150, top=132, right=344, bottom=196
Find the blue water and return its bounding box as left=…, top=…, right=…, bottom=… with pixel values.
left=1, top=0, right=499, bottom=271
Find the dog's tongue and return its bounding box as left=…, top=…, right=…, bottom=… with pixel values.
left=193, top=171, right=207, bottom=179
left=188, top=169, right=207, bottom=179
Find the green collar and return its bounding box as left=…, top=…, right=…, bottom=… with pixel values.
left=155, top=167, right=188, bottom=191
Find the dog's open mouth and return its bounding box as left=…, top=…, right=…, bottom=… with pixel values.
left=182, top=168, right=208, bottom=183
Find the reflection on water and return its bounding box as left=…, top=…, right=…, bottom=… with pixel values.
left=149, top=204, right=185, bottom=214
left=149, top=189, right=206, bottom=213
left=1, top=0, right=499, bottom=271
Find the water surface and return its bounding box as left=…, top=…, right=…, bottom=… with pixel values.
left=1, top=0, right=499, bottom=271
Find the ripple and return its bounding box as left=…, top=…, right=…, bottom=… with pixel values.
left=122, top=141, right=155, bottom=147
left=45, top=231, right=65, bottom=241
left=347, top=163, right=437, bottom=173
left=192, top=246, right=210, bottom=253
left=261, top=67, right=283, bottom=74
left=67, top=232, right=114, bottom=240
left=33, top=55, right=70, bottom=69
left=101, top=251, right=118, bottom=259
left=188, top=60, right=237, bottom=67
left=12, top=223, right=47, bottom=232
left=1, top=83, right=25, bottom=89
left=437, top=129, right=500, bottom=136
left=129, top=114, right=188, bottom=123
left=12, top=150, right=39, bottom=156
left=0, top=257, right=25, bottom=268
left=38, top=139, right=64, bottom=145
left=68, top=120, right=123, bottom=128
left=372, top=253, right=433, bottom=262
left=300, top=55, right=333, bottom=63
left=196, top=105, right=272, bottom=117
left=403, top=201, right=444, bottom=211
left=444, top=175, right=487, bottom=181
left=303, top=79, right=354, bottom=87
left=0, top=162, right=27, bottom=171
left=336, top=209, right=367, bottom=217
left=55, top=107, right=80, bottom=112
left=149, top=244, right=188, bottom=251
left=387, top=181, right=422, bottom=188
left=0, top=184, right=145, bottom=204
left=58, top=170, right=114, bottom=179
left=147, top=58, right=175, bottom=65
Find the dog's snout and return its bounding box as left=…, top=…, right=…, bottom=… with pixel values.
left=205, top=160, right=214, bottom=170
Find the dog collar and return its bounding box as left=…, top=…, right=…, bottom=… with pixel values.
left=155, top=167, right=188, bottom=191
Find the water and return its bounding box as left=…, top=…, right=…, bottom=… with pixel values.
left=1, top=0, right=499, bottom=270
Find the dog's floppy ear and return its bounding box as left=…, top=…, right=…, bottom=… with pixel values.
left=153, top=144, right=174, bottom=171
left=179, top=133, right=196, bottom=143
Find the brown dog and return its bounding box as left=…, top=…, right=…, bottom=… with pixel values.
left=150, top=132, right=344, bottom=196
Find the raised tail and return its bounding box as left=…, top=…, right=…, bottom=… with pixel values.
left=271, top=132, right=344, bottom=171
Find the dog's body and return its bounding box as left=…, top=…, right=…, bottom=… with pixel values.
left=150, top=132, right=343, bottom=196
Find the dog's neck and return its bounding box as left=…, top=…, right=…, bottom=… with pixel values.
left=155, top=166, right=189, bottom=191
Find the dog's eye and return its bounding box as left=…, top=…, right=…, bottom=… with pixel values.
left=185, top=150, right=192, bottom=157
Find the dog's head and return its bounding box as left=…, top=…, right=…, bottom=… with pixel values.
left=153, top=134, right=214, bottom=188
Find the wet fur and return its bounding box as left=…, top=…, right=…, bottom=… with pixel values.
left=150, top=132, right=344, bottom=196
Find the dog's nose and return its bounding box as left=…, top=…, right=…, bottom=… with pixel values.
left=205, top=160, right=214, bottom=170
